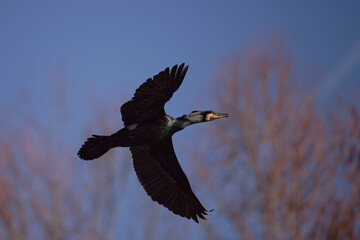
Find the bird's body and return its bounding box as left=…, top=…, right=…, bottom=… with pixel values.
left=78, top=64, right=228, bottom=222
left=124, top=115, right=185, bottom=143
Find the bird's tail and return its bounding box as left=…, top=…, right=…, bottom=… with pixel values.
left=78, top=135, right=114, bottom=160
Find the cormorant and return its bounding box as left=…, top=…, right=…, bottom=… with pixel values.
left=78, top=63, right=228, bottom=222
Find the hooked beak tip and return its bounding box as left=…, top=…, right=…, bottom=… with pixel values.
left=215, top=113, right=229, bottom=118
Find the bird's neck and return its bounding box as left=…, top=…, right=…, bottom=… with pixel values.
left=164, top=115, right=189, bottom=133
left=175, top=116, right=192, bottom=129
left=176, top=115, right=204, bottom=128
left=166, top=115, right=203, bottom=134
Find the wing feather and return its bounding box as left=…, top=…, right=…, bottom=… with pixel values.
left=130, top=138, right=208, bottom=222
left=121, top=64, right=188, bottom=126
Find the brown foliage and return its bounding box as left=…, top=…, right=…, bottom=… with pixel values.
left=1, top=43, right=358, bottom=240
left=195, top=42, right=360, bottom=239
left=0, top=78, right=131, bottom=240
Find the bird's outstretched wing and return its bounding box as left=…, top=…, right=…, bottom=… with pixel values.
left=130, top=138, right=208, bottom=222
left=121, top=63, right=188, bottom=126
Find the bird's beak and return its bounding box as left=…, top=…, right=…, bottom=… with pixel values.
left=207, top=112, right=229, bottom=121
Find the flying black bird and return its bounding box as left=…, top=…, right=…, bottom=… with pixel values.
left=78, top=63, right=228, bottom=222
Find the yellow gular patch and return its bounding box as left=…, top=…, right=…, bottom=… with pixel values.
left=205, top=113, right=213, bottom=121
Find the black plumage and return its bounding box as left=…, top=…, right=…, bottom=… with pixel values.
left=78, top=63, right=228, bottom=222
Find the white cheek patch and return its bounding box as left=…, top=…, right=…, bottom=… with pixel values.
left=127, top=123, right=139, bottom=130
left=205, top=114, right=211, bottom=121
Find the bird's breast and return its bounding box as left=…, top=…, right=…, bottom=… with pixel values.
left=127, top=119, right=172, bottom=144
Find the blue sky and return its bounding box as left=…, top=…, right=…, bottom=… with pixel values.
left=1, top=1, right=359, bottom=118
left=1, top=0, right=359, bottom=237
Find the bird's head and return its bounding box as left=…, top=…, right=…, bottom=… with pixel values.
left=183, top=111, right=229, bottom=124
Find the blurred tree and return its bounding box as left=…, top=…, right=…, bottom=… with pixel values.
left=0, top=77, right=131, bottom=240
left=192, top=41, right=360, bottom=239
left=1, top=40, right=359, bottom=240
